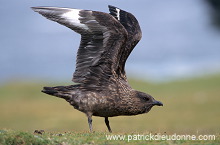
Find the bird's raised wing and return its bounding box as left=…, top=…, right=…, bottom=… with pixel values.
left=109, top=5, right=142, bottom=79
left=32, top=7, right=128, bottom=86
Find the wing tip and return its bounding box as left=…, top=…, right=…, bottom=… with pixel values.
left=108, top=5, right=114, bottom=9
left=31, top=7, right=38, bottom=12
left=108, top=5, right=121, bottom=21
left=31, top=7, right=52, bottom=13
left=108, top=5, right=118, bottom=9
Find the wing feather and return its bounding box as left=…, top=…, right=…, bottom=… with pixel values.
left=32, top=7, right=128, bottom=85
left=109, top=5, right=142, bottom=78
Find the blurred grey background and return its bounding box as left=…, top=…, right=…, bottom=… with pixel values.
left=1, top=0, right=220, bottom=83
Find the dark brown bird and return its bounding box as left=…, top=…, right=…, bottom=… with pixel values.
left=32, top=5, right=163, bottom=133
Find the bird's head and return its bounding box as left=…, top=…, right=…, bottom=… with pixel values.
left=136, top=91, right=163, bottom=113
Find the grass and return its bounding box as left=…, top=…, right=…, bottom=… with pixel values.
left=0, top=74, right=220, bottom=144
left=0, top=130, right=219, bottom=145
left=0, top=130, right=220, bottom=145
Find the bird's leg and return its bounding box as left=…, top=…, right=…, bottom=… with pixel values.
left=105, top=117, right=112, bottom=133
left=87, top=114, right=93, bottom=132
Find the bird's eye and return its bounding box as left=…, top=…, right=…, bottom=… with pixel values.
left=143, top=97, right=149, bottom=101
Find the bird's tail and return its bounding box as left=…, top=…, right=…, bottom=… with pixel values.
left=42, top=85, right=77, bottom=101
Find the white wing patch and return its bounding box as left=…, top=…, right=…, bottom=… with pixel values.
left=116, top=8, right=120, bottom=21
left=32, top=7, right=89, bottom=30
left=62, top=9, right=89, bottom=30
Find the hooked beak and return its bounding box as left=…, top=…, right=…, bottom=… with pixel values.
left=153, top=100, right=163, bottom=106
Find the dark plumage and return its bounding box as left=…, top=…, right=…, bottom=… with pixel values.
left=32, top=5, right=163, bottom=132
